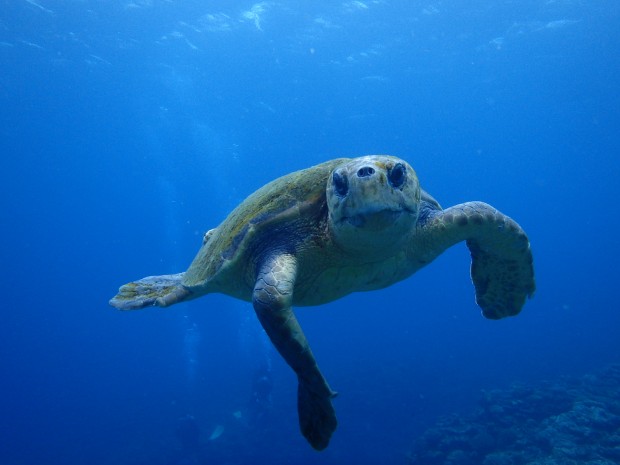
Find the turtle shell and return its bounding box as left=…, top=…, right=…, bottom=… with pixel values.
left=181, top=158, right=349, bottom=295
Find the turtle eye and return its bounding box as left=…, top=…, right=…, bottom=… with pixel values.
left=388, top=163, right=406, bottom=189
left=332, top=171, right=349, bottom=197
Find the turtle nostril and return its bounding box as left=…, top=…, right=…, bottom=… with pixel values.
left=357, top=166, right=375, bottom=178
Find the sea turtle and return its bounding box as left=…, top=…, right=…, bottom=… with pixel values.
left=110, top=155, right=535, bottom=450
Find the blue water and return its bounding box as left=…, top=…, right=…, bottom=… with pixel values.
left=1, top=1, right=619, bottom=464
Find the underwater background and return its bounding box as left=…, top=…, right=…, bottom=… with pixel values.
left=1, top=1, right=619, bottom=464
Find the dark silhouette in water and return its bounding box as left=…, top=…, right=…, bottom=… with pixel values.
left=174, top=415, right=202, bottom=464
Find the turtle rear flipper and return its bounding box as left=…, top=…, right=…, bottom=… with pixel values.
left=109, top=273, right=191, bottom=310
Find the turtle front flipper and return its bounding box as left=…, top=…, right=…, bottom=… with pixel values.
left=419, top=201, right=535, bottom=319
left=109, top=273, right=191, bottom=310
left=253, top=253, right=338, bottom=450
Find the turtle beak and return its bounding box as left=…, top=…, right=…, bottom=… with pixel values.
left=344, top=209, right=404, bottom=230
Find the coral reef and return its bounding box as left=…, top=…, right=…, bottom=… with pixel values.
left=409, top=365, right=620, bottom=465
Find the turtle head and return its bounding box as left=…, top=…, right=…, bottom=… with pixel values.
left=327, top=155, right=421, bottom=255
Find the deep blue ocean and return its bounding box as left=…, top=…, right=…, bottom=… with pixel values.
left=1, top=1, right=619, bottom=464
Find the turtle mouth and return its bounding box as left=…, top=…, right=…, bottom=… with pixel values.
left=342, top=208, right=413, bottom=230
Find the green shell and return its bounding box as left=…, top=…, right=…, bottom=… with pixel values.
left=182, top=158, right=349, bottom=290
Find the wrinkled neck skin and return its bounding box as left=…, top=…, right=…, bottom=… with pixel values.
left=328, top=213, right=417, bottom=262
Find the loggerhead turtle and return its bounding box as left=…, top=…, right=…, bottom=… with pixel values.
left=110, top=155, right=535, bottom=450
